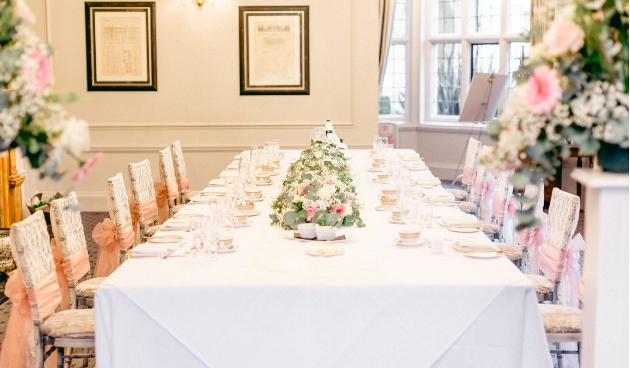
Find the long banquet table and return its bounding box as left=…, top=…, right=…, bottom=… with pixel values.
left=95, top=149, right=552, bottom=367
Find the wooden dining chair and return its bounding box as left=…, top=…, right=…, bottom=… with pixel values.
left=171, top=140, right=192, bottom=203
left=8, top=211, right=95, bottom=368
left=107, top=172, right=140, bottom=254
left=158, top=147, right=185, bottom=217
left=128, top=159, right=162, bottom=239
left=50, top=192, right=104, bottom=309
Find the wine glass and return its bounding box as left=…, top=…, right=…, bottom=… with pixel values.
left=418, top=204, right=433, bottom=229
left=400, top=199, right=420, bottom=231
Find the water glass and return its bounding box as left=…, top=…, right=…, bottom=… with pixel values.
left=419, top=204, right=433, bottom=228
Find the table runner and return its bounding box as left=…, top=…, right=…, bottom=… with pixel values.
left=95, top=149, right=552, bottom=367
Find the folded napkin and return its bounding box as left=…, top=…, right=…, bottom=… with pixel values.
left=218, top=171, right=239, bottom=178
left=440, top=213, right=477, bottom=225
left=415, top=177, right=441, bottom=186
left=132, top=242, right=181, bottom=256
left=189, top=195, right=213, bottom=203
left=162, top=219, right=190, bottom=229
left=208, top=179, right=226, bottom=187
left=423, top=193, right=456, bottom=202
left=450, top=240, right=499, bottom=252
left=201, top=188, right=227, bottom=195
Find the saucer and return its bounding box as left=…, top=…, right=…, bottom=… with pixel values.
left=464, top=251, right=503, bottom=259
left=447, top=224, right=481, bottom=233
left=146, top=235, right=184, bottom=243
left=373, top=179, right=390, bottom=184
left=256, top=182, right=273, bottom=186
left=217, top=244, right=239, bottom=253
left=305, top=246, right=345, bottom=257
left=367, top=167, right=382, bottom=172
left=233, top=220, right=252, bottom=228
left=394, top=238, right=428, bottom=247
left=238, top=210, right=261, bottom=217
left=375, top=205, right=395, bottom=211
left=387, top=217, right=406, bottom=224
left=244, top=196, right=266, bottom=202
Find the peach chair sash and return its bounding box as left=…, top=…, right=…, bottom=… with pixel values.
left=134, top=196, right=159, bottom=225
left=538, top=233, right=586, bottom=307
left=128, top=198, right=139, bottom=231
left=93, top=218, right=135, bottom=278
left=50, top=240, right=71, bottom=311
left=50, top=239, right=90, bottom=310
left=177, top=175, right=191, bottom=195
left=153, top=179, right=170, bottom=223
left=462, top=166, right=475, bottom=185
left=0, top=269, right=60, bottom=368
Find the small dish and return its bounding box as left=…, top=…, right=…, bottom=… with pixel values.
left=244, top=196, right=266, bottom=202
left=431, top=201, right=458, bottom=207
left=464, top=251, right=503, bottom=259
left=394, top=238, right=428, bottom=247
left=233, top=220, right=252, bottom=228
left=387, top=217, right=406, bottom=224
left=447, top=225, right=482, bottom=233
left=305, top=247, right=345, bottom=257
left=287, top=234, right=347, bottom=243
left=238, top=210, right=261, bottom=217
left=375, top=205, right=394, bottom=211
left=367, top=167, right=382, bottom=172
left=256, top=182, right=273, bottom=186
left=147, top=235, right=184, bottom=243
left=372, top=179, right=389, bottom=184
left=217, top=244, right=239, bottom=253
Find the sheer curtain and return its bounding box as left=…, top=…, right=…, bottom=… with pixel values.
left=379, top=0, right=396, bottom=88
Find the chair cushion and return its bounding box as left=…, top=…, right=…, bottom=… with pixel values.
left=526, top=274, right=554, bottom=294
left=496, top=243, right=522, bottom=261
left=445, top=189, right=468, bottom=200
left=41, top=309, right=95, bottom=339
left=145, top=225, right=162, bottom=237
left=0, top=237, right=15, bottom=273
left=76, top=277, right=106, bottom=298
left=539, top=304, right=582, bottom=334
left=478, top=221, right=499, bottom=233
left=457, top=202, right=476, bottom=214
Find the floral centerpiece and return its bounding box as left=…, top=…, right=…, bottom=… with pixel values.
left=483, top=0, right=629, bottom=227
left=0, top=0, right=92, bottom=179
left=270, top=141, right=365, bottom=229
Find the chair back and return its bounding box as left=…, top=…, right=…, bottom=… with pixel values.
left=9, top=211, right=60, bottom=322
left=128, top=159, right=159, bottom=226
left=158, top=147, right=179, bottom=204
left=521, top=179, right=545, bottom=274
left=491, top=170, right=514, bottom=225
left=171, top=140, right=188, bottom=188
left=107, top=172, right=138, bottom=247
left=544, top=188, right=580, bottom=252
left=462, top=137, right=482, bottom=186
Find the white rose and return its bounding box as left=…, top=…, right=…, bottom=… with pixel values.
left=343, top=203, right=353, bottom=216
left=59, top=117, right=90, bottom=157
left=318, top=187, right=331, bottom=200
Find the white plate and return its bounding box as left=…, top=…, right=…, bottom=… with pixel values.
left=367, top=167, right=382, bottom=172
left=217, top=244, right=239, bottom=253
left=431, top=201, right=458, bottom=207
left=305, top=247, right=345, bottom=257
left=268, top=171, right=280, bottom=176
left=387, top=217, right=406, bottom=224
left=147, top=235, right=184, bottom=243
left=238, top=210, right=261, bottom=217
left=372, top=179, right=390, bottom=184
left=394, top=238, right=428, bottom=247
left=233, top=220, right=252, bottom=228
left=173, top=213, right=204, bottom=219
left=200, top=191, right=227, bottom=196
left=286, top=235, right=347, bottom=243
left=375, top=205, right=395, bottom=211
left=256, top=182, right=273, bottom=186
left=408, top=166, right=427, bottom=171
left=464, top=251, right=503, bottom=259
left=244, top=196, right=266, bottom=202
left=447, top=225, right=481, bottom=233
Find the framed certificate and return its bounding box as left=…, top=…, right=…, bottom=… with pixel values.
left=85, top=2, right=157, bottom=91
left=239, top=6, right=309, bottom=95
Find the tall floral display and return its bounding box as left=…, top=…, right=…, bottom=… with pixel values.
left=0, top=0, right=91, bottom=178
left=270, top=141, right=365, bottom=230
left=483, top=0, right=628, bottom=227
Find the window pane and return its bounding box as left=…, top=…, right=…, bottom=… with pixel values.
left=508, top=42, right=530, bottom=94
left=434, top=0, right=461, bottom=34
left=469, top=0, right=500, bottom=34
left=432, top=43, right=461, bottom=116
left=392, top=0, right=407, bottom=37
left=471, top=43, right=500, bottom=75
left=507, top=0, right=531, bottom=34
left=379, top=44, right=407, bottom=116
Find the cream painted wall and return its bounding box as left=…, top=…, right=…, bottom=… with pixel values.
left=32, top=0, right=378, bottom=210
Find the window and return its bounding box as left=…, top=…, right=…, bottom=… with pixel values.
left=378, top=0, right=531, bottom=125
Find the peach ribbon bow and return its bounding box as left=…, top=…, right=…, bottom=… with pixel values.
left=92, top=218, right=135, bottom=278
left=0, top=270, right=60, bottom=368
left=538, top=233, right=586, bottom=307
left=132, top=196, right=159, bottom=226
left=177, top=175, right=191, bottom=195
left=153, top=179, right=174, bottom=224
left=50, top=239, right=91, bottom=310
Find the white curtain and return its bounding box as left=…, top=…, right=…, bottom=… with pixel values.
left=379, top=0, right=396, bottom=89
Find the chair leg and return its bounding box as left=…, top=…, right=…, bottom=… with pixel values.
left=557, top=342, right=565, bottom=368
left=57, top=347, right=65, bottom=368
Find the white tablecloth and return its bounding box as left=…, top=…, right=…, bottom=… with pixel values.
left=95, top=149, right=552, bottom=367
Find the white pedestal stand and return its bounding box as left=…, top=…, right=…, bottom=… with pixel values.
left=571, top=169, right=629, bottom=367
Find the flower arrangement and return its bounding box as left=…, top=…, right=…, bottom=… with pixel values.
left=270, top=141, right=365, bottom=229
left=0, top=0, right=92, bottom=179
left=483, top=0, right=629, bottom=227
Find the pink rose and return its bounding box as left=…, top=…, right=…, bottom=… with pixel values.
left=23, top=50, right=52, bottom=93
left=14, top=1, right=36, bottom=23
left=331, top=203, right=345, bottom=214
left=525, top=65, right=562, bottom=115
left=72, top=152, right=103, bottom=181
left=306, top=208, right=317, bottom=221
left=542, top=18, right=584, bottom=57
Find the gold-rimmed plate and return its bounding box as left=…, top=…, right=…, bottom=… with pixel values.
left=147, top=235, right=184, bottom=243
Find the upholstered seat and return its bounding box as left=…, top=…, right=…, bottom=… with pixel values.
left=496, top=243, right=522, bottom=261
left=0, top=237, right=15, bottom=273
left=41, top=309, right=95, bottom=339
left=146, top=224, right=162, bottom=237
left=539, top=304, right=582, bottom=334
left=445, top=188, right=467, bottom=201
left=76, top=277, right=106, bottom=298
left=457, top=202, right=476, bottom=214
left=525, top=274, right=554, bottom=294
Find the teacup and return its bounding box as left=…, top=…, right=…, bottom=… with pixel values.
left=382, top=189, right=397, bottom=198
left=315, top=225, right=337, bottom=241
left=380, top=196, right=397, bottom=207
left=399, top=230, right=421, bottom=244
left=245, top=188, right=262, bottom=198
left=234, top=213, right=248, bottom=224
left=297, top=223, right=316, bottom=239
left=261, top=165, right=275, bottom=173
left=391, top=208, right=402, bottom=222
left=372, top=162, right=381, bottom=168
left=272, top=159, right=280, bottom=166
left=256, top=174, right=271, bottom=183
left=377, top=174, right=389, bottom=182
left=218, top=235, right=234, bottom=247
left=370, top=150, right=377, bottom=156
left=237, top=202, right=254, bottom=211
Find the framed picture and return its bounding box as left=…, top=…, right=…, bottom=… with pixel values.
left=239, top=6, right=309, bottom=95
left=85, top=2, right=157, bottom=91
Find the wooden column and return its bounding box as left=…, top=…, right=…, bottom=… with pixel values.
left=0, top=148, right=25, bottom=228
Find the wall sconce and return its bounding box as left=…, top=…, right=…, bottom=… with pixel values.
left=181, top=0, right=214, bottom=8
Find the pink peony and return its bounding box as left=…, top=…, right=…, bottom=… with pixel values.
left=23, top=50, right=52, bottom=93
left=525, top=65, right=562, bottom=115
left=72, top=152, right=103, bottom=181
left=14, top=1, right=36, bottom=23
left=542, top=18, right=584, bottom=57
left=331, top=204, right=345, bottom=215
